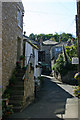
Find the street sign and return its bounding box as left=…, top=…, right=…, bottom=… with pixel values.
left=72, top=57, right=79, bottom=64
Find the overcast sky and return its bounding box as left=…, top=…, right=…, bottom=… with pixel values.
left=22, top=0, right=77, bottom=37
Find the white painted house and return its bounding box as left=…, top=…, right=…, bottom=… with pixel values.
left=23, top=35, right=41, bottom=85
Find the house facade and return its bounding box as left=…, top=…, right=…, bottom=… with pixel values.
left=23, top=36, right=42, bottom=99
left=2, top=2, right=24, bottom=92
left=39, top=40, right=60, bottom=73
left=23, top=36, right=41, bottom=79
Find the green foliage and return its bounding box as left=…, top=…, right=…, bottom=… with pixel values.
left=52, top=53, right=77, bottom=76
left=50, top=37, right=56, bottom=41
left=29, top=33, right=35, bottom=40
left=52, top=54, right=65, bottom=74
left=20, top=55, right=25, bottom=60
left=73, top=86, right=80, bottom=98
left=28, top=32, right=76, bottom=43
left=60, top=33, right=72, bottom=42
left=65, top=45, right=77, bottom=61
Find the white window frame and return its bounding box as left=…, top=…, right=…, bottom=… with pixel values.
left=17, top=8, right=22, bottom=29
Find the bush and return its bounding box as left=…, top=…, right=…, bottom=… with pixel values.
left=65, top=45, right=77, bottom=61
left=52, top=54, right=65, bottom=75
left=73, top=86, right=80, bottom=98
left=52, top=53, right=77, bottom=76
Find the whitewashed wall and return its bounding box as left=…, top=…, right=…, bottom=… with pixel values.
left=34, top=49, right=38, bottom=78
left=25, top=42, right=32, bottom=66
left=25, top=42, right=41, bottom=79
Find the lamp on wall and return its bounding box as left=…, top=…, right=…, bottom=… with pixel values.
left=22, top=11, right=24, bottom=17
left=24, top=31, right=26, bottom=36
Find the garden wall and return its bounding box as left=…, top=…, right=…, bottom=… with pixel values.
left=53, top=70, right=78, bottom=85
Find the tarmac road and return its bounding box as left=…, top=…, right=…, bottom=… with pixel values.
left=8, top=75, right=79, bottom=120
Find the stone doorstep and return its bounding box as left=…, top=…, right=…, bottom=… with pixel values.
left=66, top=98, right=78, bottom=104
left=63, top=105, right=78, bottom=118
left=56, top=98, right=78, bottom=119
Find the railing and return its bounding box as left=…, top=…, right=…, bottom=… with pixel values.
left=22, top=54, right=34, bottom=80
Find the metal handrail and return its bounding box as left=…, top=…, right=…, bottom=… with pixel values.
left=22, top=54, right=33, bottom=80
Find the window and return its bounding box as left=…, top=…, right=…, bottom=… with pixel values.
left=55, top=48, right=61, bottom=52
left=17, top=9, right=22, bottom=29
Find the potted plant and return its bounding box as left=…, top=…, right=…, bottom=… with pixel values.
left=4, top=105, right=14, bottom=117
left=73, top=86, right=80, bottom=98
left=20, top=55, right=25, bottom=60
left=16, top=61, right=21, bottom=68
left=3, top=93, right=10, bottom=106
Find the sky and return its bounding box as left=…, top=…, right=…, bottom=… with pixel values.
left=22, top=0, right=77, bottom=37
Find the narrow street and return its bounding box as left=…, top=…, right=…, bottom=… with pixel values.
left=9, top=75, right=78, bottom=119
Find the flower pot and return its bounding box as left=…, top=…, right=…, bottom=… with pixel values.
left=6, top=99, right=9, bottom=106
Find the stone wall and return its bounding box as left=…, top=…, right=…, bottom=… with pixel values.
left=2, top=2, right=24, bottom=92
left=42, top=46, right=51, bottom=64
left=53, top=70, right=78, bottom=85
left=0, top=2, right=2, bottom=119
left=0, top=2, right=2, bottom=88
left=24, top=64, right=35, bottom=106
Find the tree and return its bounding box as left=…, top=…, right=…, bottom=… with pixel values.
left=29, top=33, right=35, bottom=40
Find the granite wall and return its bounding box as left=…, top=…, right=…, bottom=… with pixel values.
left=2, top=2, right=24, bottom=92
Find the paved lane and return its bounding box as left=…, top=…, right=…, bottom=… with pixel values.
left=9, top=75, right=75, bottom=119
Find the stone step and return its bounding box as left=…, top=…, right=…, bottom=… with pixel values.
left=13, top=106, right=22, bottom=112
left=11, top=90, right=24, bottom=95
left=9, top=99, right=24, bottom=106
left=16, top=77, right=23, bottom=80
left=16, top=69, right=26, bottom=73
left=10, top=84, right=24, bottom=90
left=12, top=85, right=24, bottom=91
left=14, top=80, right=24, bottom=85
left=10, top=95, right=24, bottom=101
left=15, top=73, right=24, bottom=77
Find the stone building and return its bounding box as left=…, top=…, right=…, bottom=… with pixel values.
left=40, top=40, right=59, bottom=65
left=77, top=1, right=80, bottom=73
left=2, top=2, right=24, bottom=92
left=0, top=2, right=2, bottom=89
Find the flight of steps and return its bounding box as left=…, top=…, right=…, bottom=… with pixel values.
left=9, top=68, right=26, bottom=113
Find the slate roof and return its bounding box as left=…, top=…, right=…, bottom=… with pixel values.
left=42, top=40, right=60, bottom=46
left=43, top=40, right=67, bottom=47
left=23, top=35, right=40, bottom=50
